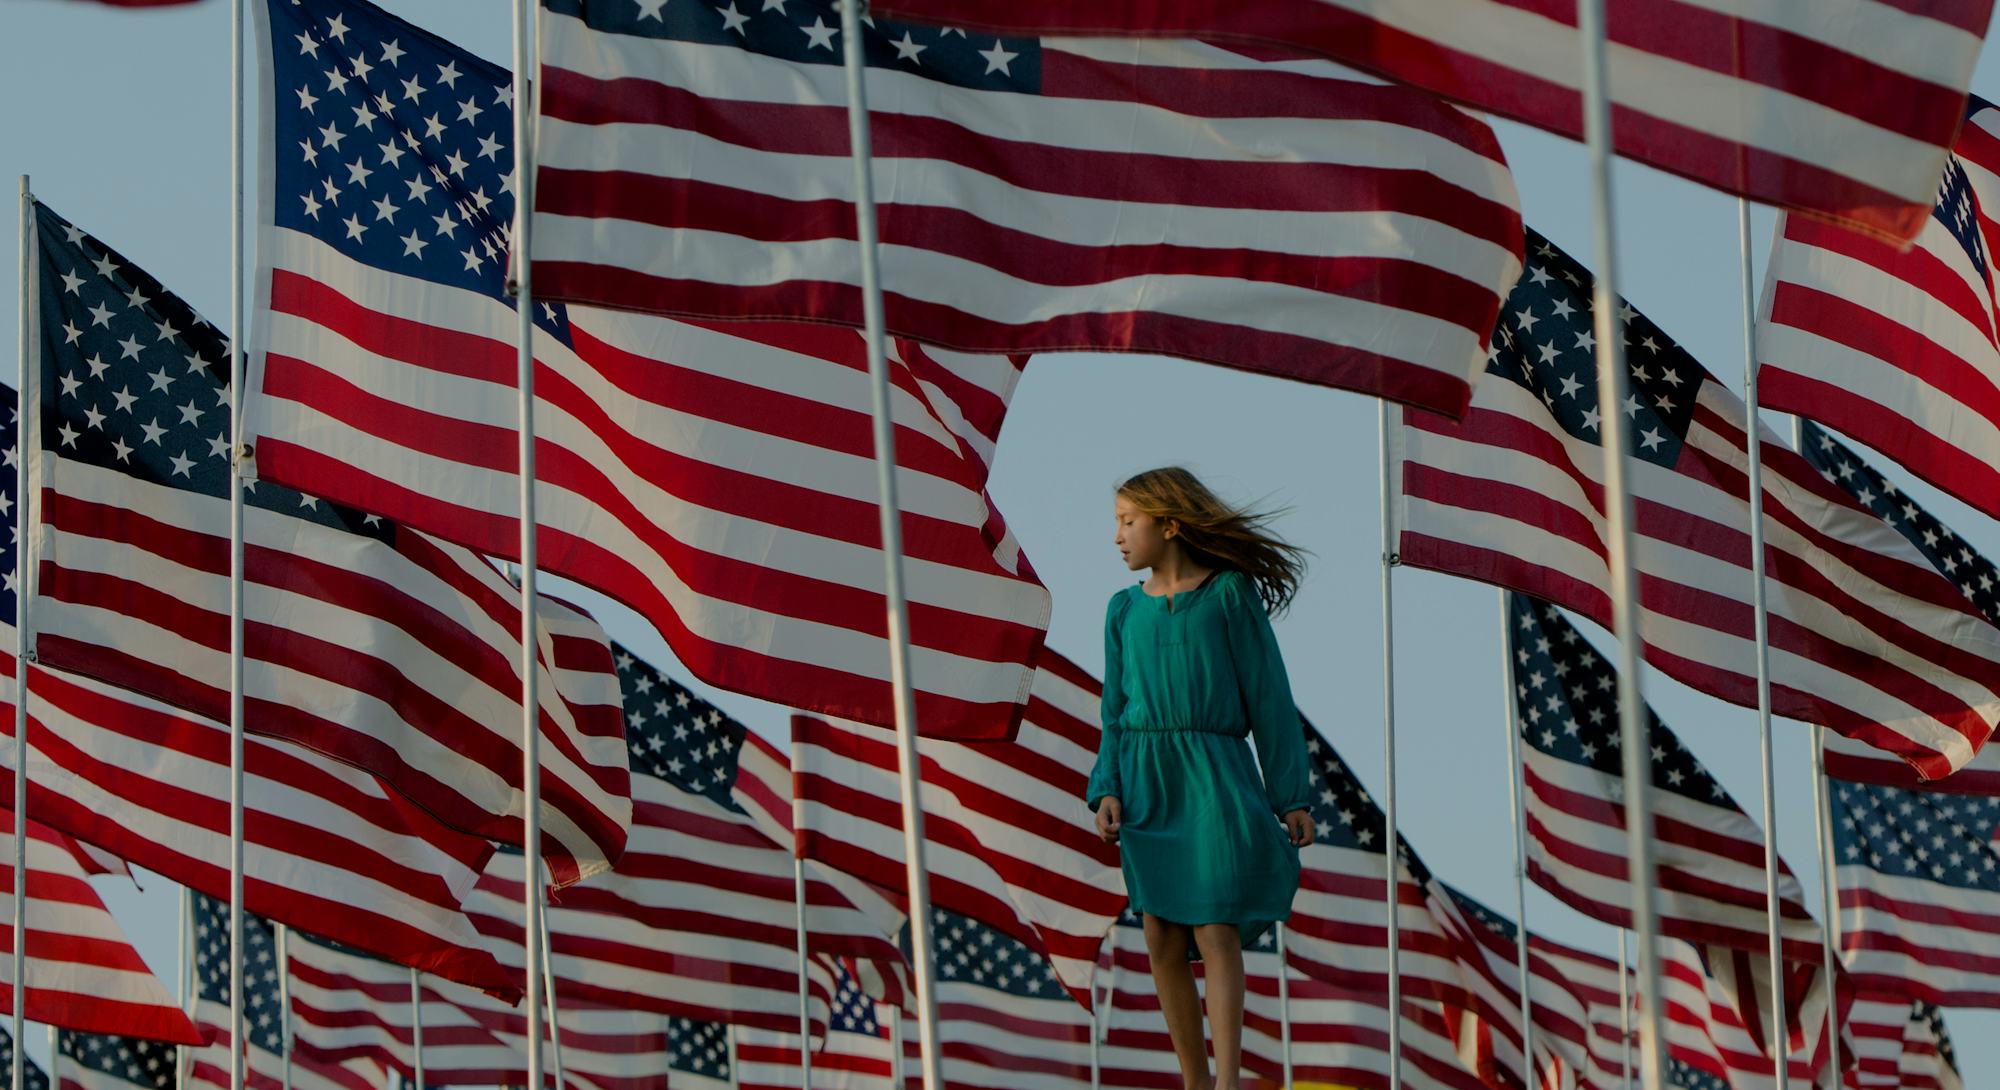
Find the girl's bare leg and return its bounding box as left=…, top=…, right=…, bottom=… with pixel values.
left=1192, top=924, right=1245, bottom=1090
left=1143, top=914, right=1212, bottom=1090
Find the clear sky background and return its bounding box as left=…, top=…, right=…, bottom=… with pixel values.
left=4, top=0, right=1998, bottom=1081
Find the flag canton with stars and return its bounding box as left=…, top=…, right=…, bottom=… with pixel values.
left=1800, top=422, right=2000, bottom=625
left=1829, top=776, right=2000, bottom=891
left=59, top=1030, right=174, bottom=1090
left=191, top=892, right=286, bottom=1054
left=916, top=907, right=1067, bottom=999
left=1935, top=95, right=1991, bottom=282
left=32, top=202, right=387, bottom=541
left=1301, top=724, right=1433, bottom=885
left=0, top=1028, right=47, bottom=1090
left=1508, top=593, right=1740, bottom=809
left=546, top=0, right=1040, bottom=93
left=1667, top=1058, right=1730, bottom=1090
left=611, top=644, right=747, bottom=807
left=1489, top=228, right=1701, bottom=468
left=1918, top=1001, right=1960, bottom=1074
left=1440, top=881, right=1522, bottom=945
left=828, top=959, right=884, bottom=1037
left=267, top=0, right=570, bottom=343
left=665, top=1017, right=731, bottom=1082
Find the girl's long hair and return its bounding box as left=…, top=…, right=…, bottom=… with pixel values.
left=1118, top=466, right=1307, bottom=615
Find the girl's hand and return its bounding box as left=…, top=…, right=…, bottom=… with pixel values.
left=1283, top=808, right=1315, bottom=848
left=1096, top=797, right=1123, bottom=843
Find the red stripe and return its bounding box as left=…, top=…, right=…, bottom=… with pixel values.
left=1777, top=213, right=1997, bottom=339
left=1763, top=279, right=2000, bottom=434
left=1758, top=367, right=2000, bottom=517
left=536, top=262, right=1477, bottom=415
left=538, top=68, right=1520, bottom=238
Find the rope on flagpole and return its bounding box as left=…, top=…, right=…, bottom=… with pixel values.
left=834, top=4, right=943, bottom=1088
left=1575, top=5, right=1666, bottom=1086
left=1276, top=922, right=1292, bottom=1089
left=1499, top=588, right=1536, bottom=1080
left=505, top=3, right=545, bottom=1090
left=1736, top=197, right=1789, bottom=1090
left=409, top=967, right=423, bottom=1090
left=12, top=172, right=29, bottom=1090
left=1377, top=400, right=1403, bottom=1090
left=227, top=0, right=249, bottom=1077
left=792, top=852, right=814, bottom=1090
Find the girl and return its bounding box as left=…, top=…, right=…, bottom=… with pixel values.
left=1089, top=466, right=1315, bottom=1090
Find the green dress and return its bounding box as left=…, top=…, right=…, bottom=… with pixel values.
left=1086, top=568, right=1312, bottom=941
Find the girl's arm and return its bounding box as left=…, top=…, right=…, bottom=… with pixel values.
left=1087, top=593, right=1129, bottom=810
left=1225, top=573, right=1313, bottom=816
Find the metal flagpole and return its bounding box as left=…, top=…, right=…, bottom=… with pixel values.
left=1810, top=725, right=1842, bottom=1085
left=889, top=1004, right=905, bottom=1090
left=834, top=4, right=943, bottom=1088
left=1499, top=589, right=1536, bottom=1078
left=505, top=2, right=546, bottom=1090
left=12, top=172, right=29, bottom=1090
left=277, top=926, right=292, bottom=1090
left=725, top=1024, right=740, bottom=1090
left=1276, top=923, right=1293, bottom=1089
left=538, top=888, right=566, bottom=1090
left=44, top=1025, right=55, bottom=1090
left=1376, top=401, right=1403, bottom=1090
left=1087, top=1003, right=1100, bottom=1090
left=226, top=0, right=249, bottom=1081
left=179, top=886, right=192, bottom=1090
left=1618, top=931, right=1631, bottom=1088
left=792, top=854, right=813, bottom=1090
left=1575, top=5, right=1665, bottom=1087
left=409, top=967, right=424, bottom=1090
left=1736, top=198, right=1788, bottom=1089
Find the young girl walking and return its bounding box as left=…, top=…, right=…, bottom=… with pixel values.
left=1089, top=466, right=1315, bottom=1090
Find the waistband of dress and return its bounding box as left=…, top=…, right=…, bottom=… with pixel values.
left=1115, top=722, right=1245, bottom=737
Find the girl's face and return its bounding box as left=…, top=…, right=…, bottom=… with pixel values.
left=1114, top=493, right=1175, bottom=572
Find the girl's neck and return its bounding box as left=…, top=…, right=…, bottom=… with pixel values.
left=1149, top=548, right=1211, bottom=588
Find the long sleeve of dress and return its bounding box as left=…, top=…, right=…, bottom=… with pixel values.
left=1223, top=573, right=1313, bottom=816
left=1086, top=591, right=1130, bottom=811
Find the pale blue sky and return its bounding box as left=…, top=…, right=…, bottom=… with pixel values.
left=3, top=0, right=1997, bottom=1081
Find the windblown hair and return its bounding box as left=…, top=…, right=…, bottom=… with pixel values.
left=1117, top=466, right=1307, bottom=616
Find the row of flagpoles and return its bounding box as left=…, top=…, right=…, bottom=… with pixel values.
left=6, top=2, right=1983, bottom=1090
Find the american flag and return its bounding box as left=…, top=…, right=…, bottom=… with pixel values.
left=24, top=199, right=633, bottom=888
left=1505, top=593, right=1829, bottom=1042
left=248, top=0, right=1052, bottom=745
left=0, top=1028, right=47, bottom=1090
left=1428, top=883, right=1603, bottom=1090
left=1759, top=98, right=2000, bottom=517
left=185, top=895, right=378, bottom=1090
left=566, top=646, right=906, bottom=979
left=1096, top=909, right=1488, bottom=1090
left=790, top=648, right=1124, bottom=1006
left=735, top=959, right=906, bottom=1090
left=1394, top=226, right=2000, bottom=780
left=0, top=809, right=200, bottom=1043
left=282, top=928, right=672, bottom=1090
left=870, top=0, right=1993, bottom=243
left=1802, top=422, right=2000, bottom=797
left=0, top=371, right=508, bottom=993
left=661, top=1018, right=733, bottom=1090
left=1830, top=774, right=2000, bottom=1008
left=1846, top=994, right=1962, bottom=1090
left=1650, top=937, right=1834, bottom=1090
left=529, top=1, right=1526, bottom=421
left=463, top=846, right=839, bottom=1034
left=55, top=1031, right=172, bottom=1090
left=900, top=907, right=1092, bottom=1090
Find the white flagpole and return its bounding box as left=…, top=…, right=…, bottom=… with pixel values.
left=277, top=925, right=292, bottom=1090
left=889, top=1003, right=905, bottom=1090
left=1087, top=1002, right=1100, bottom=1090
left=179, top=886, right=191, bottom=1090
left=1376, top=401, right=1403, bottom=1090
left=1499, top=589, right=1536, bottom=1077
left=725, top=1024, right=740, bottom=1090
left=226, top=0, right=250, bottom=1082
left=1618, top=931, right=1631, bottom=1088
left=1276, top=923, right=1292, bottom=1089
left=44, top=1025, right=54, bottom=1090
left=834, top=5, right=943, bottom=1089
left=1810, top=725, right=1842, bottom=1086
left=792, top=854, right=813, bottom=1090
left=408, top=967, right=424, bottom=1090
left=11, top=173, right=28, bottom=1090
left=1736, top=198, right=1788, bottom=1090
left=505, top=2, right=545, bottom=1090
left=1575, top=6, right=1665, bottom=1087
left=538, top=888, right=566, bottom=1090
